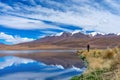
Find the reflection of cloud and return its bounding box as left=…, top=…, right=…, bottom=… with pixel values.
left=0, top=68, right=85, bottom=80
left=0, top=56, right=85, bottom=80
left=0, top=56, right=35, bottom=69
left=0, top=0, right=120, bottom=33
left=0, top=32, right=34, bottom=44
left=0, top=72, right=69, bottom=80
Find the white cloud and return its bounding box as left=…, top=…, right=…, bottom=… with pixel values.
left=24, top=6, right=120, bottom=33
left=0, top=2, right=13, bottom=12
left=0, top=15, right=59, bottom=30
left=0, top=15, right=71, bottom=32
left=0, top=32, right=34, bottom=44
left=104, top=0, right=120, bottom=10
left=0, top=0, right=120, bottom=33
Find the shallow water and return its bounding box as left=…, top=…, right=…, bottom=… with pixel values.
left=0, top=56, right=86, bottom=80
left=0, top=50, right=77, bottom=54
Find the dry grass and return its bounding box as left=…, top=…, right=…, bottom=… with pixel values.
left=75, top=46, right=120, bottom=80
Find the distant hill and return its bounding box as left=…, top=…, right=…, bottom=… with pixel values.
left=0, top=31, right=120, bottom=50
left=0, top=42, right=4, bottom=45
left=0, top=42, right=6, bottom=46
left=0, top=42, right=6, bottom=49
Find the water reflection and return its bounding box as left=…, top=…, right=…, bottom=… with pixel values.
left=0, top=50, right=77, bottom=54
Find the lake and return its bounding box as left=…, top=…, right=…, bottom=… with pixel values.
left=0, top=50, right=86, bottom=80
left=0, top=50, right=77, bottom=54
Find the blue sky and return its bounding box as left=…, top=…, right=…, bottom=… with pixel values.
left=0, top=0, right=120, bottom=44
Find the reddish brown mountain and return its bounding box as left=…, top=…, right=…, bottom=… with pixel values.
left=0, top=32, right=120, bottom=50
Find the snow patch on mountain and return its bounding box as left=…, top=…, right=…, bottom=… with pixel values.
left=43, top=30, right=120, bottom=38
left=117, top=33, right=120, bottom=36
left=55, top=32, right=64, bottom=36
left=89, top=32, right=105, bottom=36
left=71, top=30, right=81, bottom=35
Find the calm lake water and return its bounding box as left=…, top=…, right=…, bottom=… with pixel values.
left=0, top=50, right=85, bottom=80
left=0, top=50, right=77, bottom=54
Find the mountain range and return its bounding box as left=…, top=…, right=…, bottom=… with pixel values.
left=0, top=31, right=120, bottom=50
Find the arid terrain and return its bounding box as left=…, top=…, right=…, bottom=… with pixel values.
left=71, top=47, right=120, bottom=80
left=0, top=32, right=120, bottom=50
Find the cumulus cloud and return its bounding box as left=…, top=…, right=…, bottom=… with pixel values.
left=0, top=32, right=34, bottom=44
left=0, top=0, right=120, bottom=33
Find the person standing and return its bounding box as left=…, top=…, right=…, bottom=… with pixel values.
left=87, top=44, right=90, bottom=52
